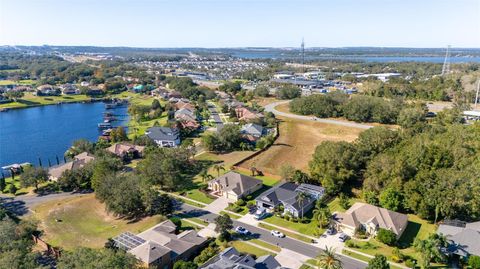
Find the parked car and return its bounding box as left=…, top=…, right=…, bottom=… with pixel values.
left=253, top=208, right=268, bottom=220
left=339, top=233, right=349, bottom=242
left=271, top=230, right=285, bottom=238
left=235, top=226, right=250, bottom=235
left=326, top=228, right=336, bottom=235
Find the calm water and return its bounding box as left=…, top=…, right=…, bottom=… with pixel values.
left=0, top=102, right=128, bottom=167
left=233, top=52, right=480, bottom=63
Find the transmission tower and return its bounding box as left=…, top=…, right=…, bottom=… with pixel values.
left=441, top=45, right=451, bottom=76
left=301, top=38, right=305, bottom=73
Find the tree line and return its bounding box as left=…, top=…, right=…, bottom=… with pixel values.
left=308, top=110, right=479, bottom=222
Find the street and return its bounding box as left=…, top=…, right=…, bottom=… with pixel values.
left=207, top=102, right=224, bottom=132
left=180, top=203, right=367, bottom=269
left=264, top=101, right=373, bottom=130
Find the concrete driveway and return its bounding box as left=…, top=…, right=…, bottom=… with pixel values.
left=314, top=230, right=345, bottom=251
left=204, top=196, right=229, bottom=214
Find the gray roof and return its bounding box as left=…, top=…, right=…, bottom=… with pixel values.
left=115, top=220, right=207, bottom=265
left=210, top=171, right=262, bottom=196
left=256, top=182, right=316, bottom=212
left=145, top=127, right=179, bottom=141
left=438, top=222, right=480, bottom=257
left=200, top=247, right=283, bottom=269
left=241, top=123, right=264, bottom=136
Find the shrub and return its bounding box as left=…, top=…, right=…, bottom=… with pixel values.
left=246, top=195, right=253, bottom=201
left=345, top=240, right=357, bottom=248
left=376, top=228, right=397, bottom=246
left=469, top=255, right=480, bottom=269
left=405, top=259, right=416, bottom=268
left=236, top=199, right=246, bottom=206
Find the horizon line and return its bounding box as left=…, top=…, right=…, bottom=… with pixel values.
left=2, top=44, right=480, bottom=50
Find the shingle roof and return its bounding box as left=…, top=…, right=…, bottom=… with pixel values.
left=333, top=203, right=408, bottom=236
left=200, top=247, right=282, bottom=269
left=241, top=123, right=264, bottom=136
left=146, top=127, right=179, bottom=141
left=210, top=171, right=262, bottom=196
left=129, top=241, right=171, bottom=264
left=438, top=221, right=480, bottom=257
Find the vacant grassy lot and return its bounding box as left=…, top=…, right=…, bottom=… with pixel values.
left=31, top=194, right=165, bottom=250
left=240, top=116, right=363, bottom=175
left=0, top=93, right=92, bottom=109
left=263, top=214, right=322, bottom=237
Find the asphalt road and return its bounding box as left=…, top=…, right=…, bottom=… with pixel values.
left=264, top=101, right=373, bottom=130
left=0, top=191, right=90, bottom=216
left=207, top=102, right=224, bottom=132
left=180, top=203, right=367, bottom=269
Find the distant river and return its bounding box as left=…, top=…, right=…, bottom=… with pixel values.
left=0, top=102, right=128, bottom=168
left=232, top=52, right=480, bottom=63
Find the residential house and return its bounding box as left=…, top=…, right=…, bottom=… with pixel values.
left=86, top=86, right=104, bottom=96
left=168, top=91, right=182, bottom=99
left=145, top=127, right=181, bottom=147
left=255, top=182, right=325, bottom=218
left=113, top=220, right=208, bottom=269
left=240, top=123, right=264, bottom=142
left=200, top=247, right=284, bottom=269
left=208, top=171, right=262, bottom=202
left=80, top=81, right=90, bottom=87
left=48, top=152, right=95, bottom=181
left=60, top=84, right=80, bottom=95
left=437, top=220, right=480, bottom=259
left=106, top=142, right=145, bottom=160
left=174, top=100, right=195, bottom=111
left=174, top=108, right=196, bottom=122
left=36, top=85, right=59, bottom=96
left=332, top=203, right=409, bottom=238
left=235, top=107, right=263, bottom=121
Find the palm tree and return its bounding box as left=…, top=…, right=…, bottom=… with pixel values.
left=213, top=164, right=225, bottom=177
left=199, top=169, right=213, bottom=183
left=313, top=207, right=332, bottom=228
left=297, top=192, right=307, bottom=219
left=317, top=247, right=342, bottom=269
left=414, top=233, right=447, bottom=269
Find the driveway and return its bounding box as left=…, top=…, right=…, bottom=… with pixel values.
left=203, top=196, right=229, bottom=214
left=314, top=230, right=346, bottom=251
left=276, top=248, right=311, bottom=269
left=264, top=101, right=373, bottom=130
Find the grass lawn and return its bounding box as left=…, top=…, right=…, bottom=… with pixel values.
left=249, top=239, right=281, bottom=252
left=0, top=79, right=35, bottom=86
left=177, top=197, right=206, bottom=208
left=0, top=93, right=92, bottom=109
left=229, top=241, right=276, bottom=257
left=239, top=115, right=364, bottom=175
left=349, top=214, right=438, bottom=266
left=327, top=197, right=363, bottom=213
left=220, top=210, right=241, bottom=219
left=258, top=223, right=313, bottom=243
left=263, top=214, right=323, bottom=237
left=30, top=194, right=165, bottom=250
left=183, top=188, right=215, bottom=204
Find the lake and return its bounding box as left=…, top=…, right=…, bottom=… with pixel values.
left=0, top=102, right=128, bottom=168
left=232, top=52, right=480, bottom=63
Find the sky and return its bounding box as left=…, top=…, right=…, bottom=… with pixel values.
left=1, top=0, right=479, bottom=48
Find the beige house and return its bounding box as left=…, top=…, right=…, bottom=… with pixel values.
left=113, top=220, right=207, bottom=269
left=208, top=171, right=262, bottom=201
left=106, top=142, right=145, bottom=159
left=332, top=202, right=408, bottom=238
left=48, top=152, right=95, bottom=181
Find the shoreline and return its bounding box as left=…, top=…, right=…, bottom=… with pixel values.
left=0, top=96, right=123, bottom=112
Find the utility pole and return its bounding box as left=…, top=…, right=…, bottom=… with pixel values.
left=441, top=45, right=451, bottom=76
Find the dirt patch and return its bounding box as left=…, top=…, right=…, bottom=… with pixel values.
left=240, top=116, right=364, bottom=175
